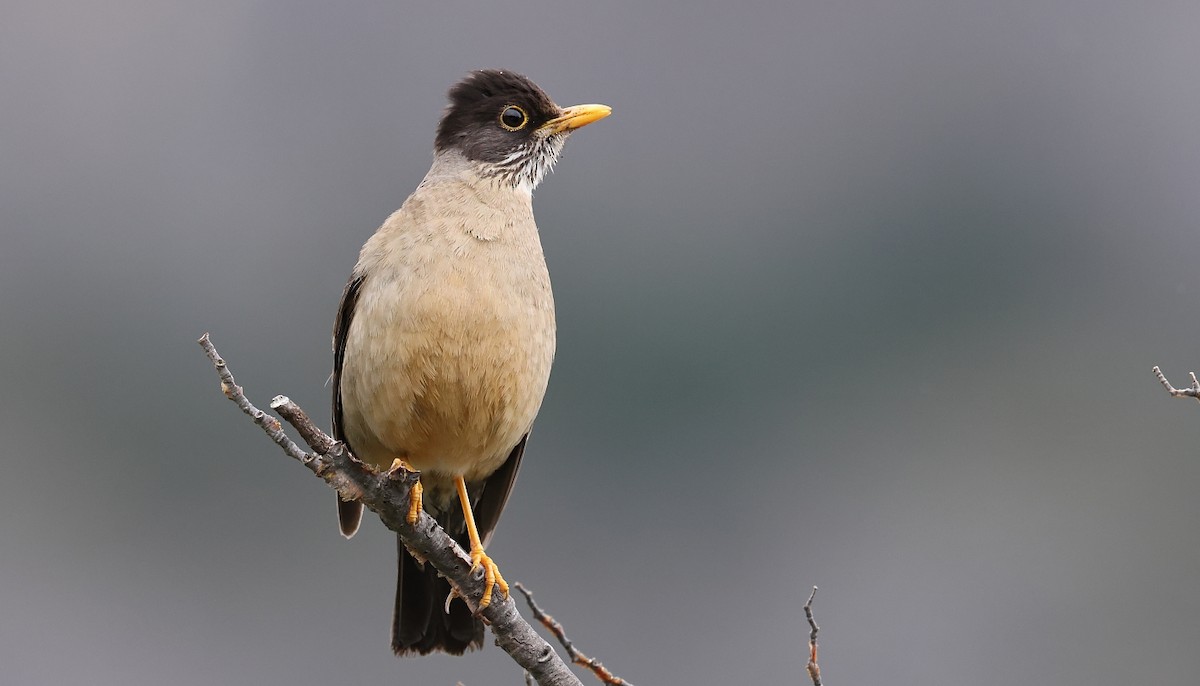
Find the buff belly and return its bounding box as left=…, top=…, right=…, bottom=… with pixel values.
left=338, top=273, right=555, bottom=482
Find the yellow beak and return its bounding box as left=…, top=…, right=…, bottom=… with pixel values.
left=540, top=104, right=612, bottom=134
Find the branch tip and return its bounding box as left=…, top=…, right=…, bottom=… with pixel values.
left=804, top=585, right=822, bottom=686
left=1152, top=365, right=1200, bottom=404
left=514, top=582, right=633, bottom=686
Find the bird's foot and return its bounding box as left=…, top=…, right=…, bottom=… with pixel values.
left=453, top=473, right=508, bottom=609
left=470, top=546, right=509, bottom=609
left=387, top=459, right=423, bottom=525
left=406, top=480, right=423, bottom=525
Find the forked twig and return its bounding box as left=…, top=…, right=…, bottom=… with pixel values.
left=1153, top=366, right=1200, bottom=404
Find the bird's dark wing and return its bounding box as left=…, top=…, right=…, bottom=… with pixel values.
left=332, top=273, right=366, bottom=537
left=474, top=433, right=528, bottom=547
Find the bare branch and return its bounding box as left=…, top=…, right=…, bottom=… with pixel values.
left=1152, top=366, right=1200, bottom=404
left=804, top=587, right=822, bottom=686
left=199, top=333, right=311, bottom=464
left=198, top=333, right=583, bottom=686
left=514, top=583, right=634, bottom=686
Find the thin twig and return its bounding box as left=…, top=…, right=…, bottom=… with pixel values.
left=804, top=587, right=822, bottom=686
left=199, top=333, right=584, bottom=686
left=514, top=583, right=634, bottom=686
left=199, top=335, right=311, bottom=464
left=1152, top=366, right=1200, bottom=404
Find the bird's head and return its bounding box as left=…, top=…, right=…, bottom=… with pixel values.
left=435, top=70, right=611, bottom=191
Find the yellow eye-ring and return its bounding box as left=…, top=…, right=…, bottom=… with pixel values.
left=499, top=105, right=528, bottom=130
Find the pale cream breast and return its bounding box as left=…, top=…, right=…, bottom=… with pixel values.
left=339, top=161, right=556, bottom=480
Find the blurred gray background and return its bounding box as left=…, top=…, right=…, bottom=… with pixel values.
left=3, top=1, right=1200, bottom=684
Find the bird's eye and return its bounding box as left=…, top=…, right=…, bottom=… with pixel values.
left=499, top=105, right=528, bottom=131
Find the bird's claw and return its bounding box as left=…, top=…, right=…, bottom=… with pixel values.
left=405, top=479, right=423, bottom=525
left=387, top=459, right=423, bottom=525
left=470, top=548, right=508, bottom=609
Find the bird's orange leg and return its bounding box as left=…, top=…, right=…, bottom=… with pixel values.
left=455, top=475, right=508, bottom=609
left=388, top=459, right=423, bottom=525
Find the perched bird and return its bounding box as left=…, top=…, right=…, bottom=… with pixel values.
left=330, top=70, right=610, bottom=655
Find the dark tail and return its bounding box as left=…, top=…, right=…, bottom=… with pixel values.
left=392, top=534, right=483, bottom=655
